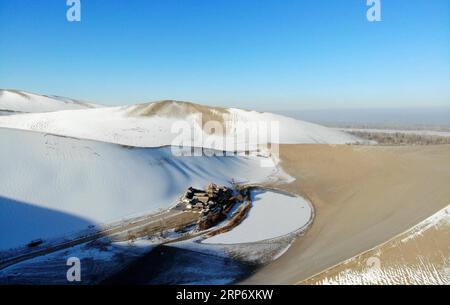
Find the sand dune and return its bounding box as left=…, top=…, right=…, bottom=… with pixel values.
left=0, top=89, right=99, bottom=113
left=127, top=100, right=231, bottom=123
left=0, top=99, right=358, bottom=149
left=302, top=205, right=450, bottom=284
left=240, top=144, right=450, bottom=284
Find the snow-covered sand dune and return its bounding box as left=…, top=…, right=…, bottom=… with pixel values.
left=0, top=127, right=282, bottom=251
left=304, top=205, right=450, bottom=285
left=0, top=99, right=358, bottom=148
left=0, top=89, right=99, bottom=114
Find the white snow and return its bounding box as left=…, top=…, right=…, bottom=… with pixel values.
left=203, top=189, right=313, bottom=244
left=0, top=100, right=358, bottom=149
left=0, top=128, right=281, bottom=251
left=0, top=89, right=99, bottom=113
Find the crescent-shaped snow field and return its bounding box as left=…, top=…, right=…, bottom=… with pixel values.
left=203, top=189, right=313, bottom=244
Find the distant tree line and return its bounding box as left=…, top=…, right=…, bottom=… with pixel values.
left=350, top=131, right=450, bottom=146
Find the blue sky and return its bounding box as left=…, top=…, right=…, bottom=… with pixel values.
left=0, top=0, right=449, bottom=110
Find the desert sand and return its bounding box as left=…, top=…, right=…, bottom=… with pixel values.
left=241, top=144, right=450, bottom=284
left=301, top=204, right=450, bottom=284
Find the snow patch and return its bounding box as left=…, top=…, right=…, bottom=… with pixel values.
left=203, top=189, right=313, bottom=244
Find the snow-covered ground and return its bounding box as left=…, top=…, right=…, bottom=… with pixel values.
left=0, top=127, right=283, bottom=251
left=0, top=99, right=358, bottom=149
left=0, top=89, right=99, bottom=113
left=203, top=189, right=313, bottom=244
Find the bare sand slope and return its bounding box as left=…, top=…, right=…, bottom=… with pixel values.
left=240, top=144, right=450, bottom=284
left=302, top=205, right=450, bottom=284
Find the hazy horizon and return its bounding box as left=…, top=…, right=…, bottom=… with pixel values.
left=3, top=87, right=450, bottom=128
left=272, top=106, right=450, bottom=127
